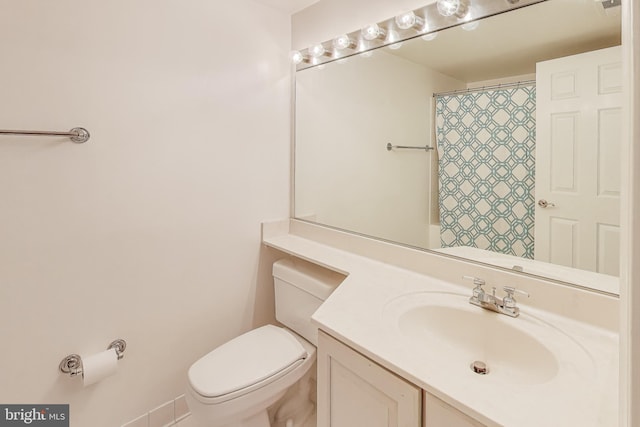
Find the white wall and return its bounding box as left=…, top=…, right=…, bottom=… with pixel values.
left=0, top=1, right=290, bottom=426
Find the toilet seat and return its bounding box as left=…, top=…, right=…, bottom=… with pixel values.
left=188, top=325, right=308, bottom=404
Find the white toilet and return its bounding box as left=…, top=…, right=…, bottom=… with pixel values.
left=186, top=258, right=343, bottom=427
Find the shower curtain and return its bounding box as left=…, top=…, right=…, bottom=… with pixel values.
left=435, top=86, right=536, bottom=258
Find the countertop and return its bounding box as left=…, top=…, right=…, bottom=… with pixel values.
left=262, top=220, right=619, bottom=427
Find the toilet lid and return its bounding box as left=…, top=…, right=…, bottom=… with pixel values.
left=188, top=325, right=307, bottom=400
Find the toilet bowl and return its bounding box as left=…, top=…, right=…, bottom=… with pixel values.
left=186, top=325, right=316, bottom=427
left=186, top=259, right=344, bottom=427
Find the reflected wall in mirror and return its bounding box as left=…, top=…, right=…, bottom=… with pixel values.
left=294, top=0, right=622, bottom=294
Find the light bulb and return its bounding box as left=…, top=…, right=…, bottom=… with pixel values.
left=436, top=0, right=470, bottom=18
left=309, top=43, right=326, bottom=58
left=421, top=32, right=439, bottom=41
left=395, top=11, right=424, bottom=30
left=437, top=0, right=458, bottom=16
left=361, top=24, right=386, bottom=41
left=290, top=51, right=305, bottom=64
left=309, top=43, right=325, bottom=58
left=333, top=35, right=355, bottom=50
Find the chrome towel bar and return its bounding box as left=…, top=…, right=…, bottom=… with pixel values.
left=386, top=142, right=434, bottom=152
left=0, top=127, right=90, bottom=143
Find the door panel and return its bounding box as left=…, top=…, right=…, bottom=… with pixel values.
left=535, top=46, right=621, bottom=275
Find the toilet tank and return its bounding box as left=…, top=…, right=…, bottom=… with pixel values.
left=273, top=258, right=345, bottom=346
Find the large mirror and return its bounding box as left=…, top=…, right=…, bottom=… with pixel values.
left=294, top=0, right=622, bottom=294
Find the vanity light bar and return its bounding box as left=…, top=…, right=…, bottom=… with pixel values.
left=291, top=0, right=548, bottom=71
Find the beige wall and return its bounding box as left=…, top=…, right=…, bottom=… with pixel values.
left=295, top=50, right=464, bottom=248
left=0, top=1, right=290, bottom=426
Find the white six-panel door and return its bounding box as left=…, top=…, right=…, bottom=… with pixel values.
left=535, top=46, right=622, bottom=275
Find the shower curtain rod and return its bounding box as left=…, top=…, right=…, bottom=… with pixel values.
left=432, top=79, right=536, bottom=98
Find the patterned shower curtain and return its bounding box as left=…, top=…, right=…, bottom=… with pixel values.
left=435, top=86, right=536, bottom=258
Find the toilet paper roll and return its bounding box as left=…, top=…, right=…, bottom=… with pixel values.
left=81, top=348, right=118, bottom=387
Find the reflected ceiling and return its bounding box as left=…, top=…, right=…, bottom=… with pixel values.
left=387, top=0, right=621, bottom=82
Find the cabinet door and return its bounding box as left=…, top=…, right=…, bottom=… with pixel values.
left=317, top=330, right=421, bottom=427
left=424, top=393, right=485, bottom=427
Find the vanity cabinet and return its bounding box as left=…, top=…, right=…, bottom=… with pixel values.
left=317, top=330, right=487, bottom=427
left=423, top=394, right=485, bottom=427
left=317, top=330, right=421, bottom=427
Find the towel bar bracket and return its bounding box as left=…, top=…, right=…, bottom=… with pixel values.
left=69, top=127, right=90, bottom=143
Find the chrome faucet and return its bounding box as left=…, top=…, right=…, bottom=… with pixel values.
left=463, top=276, right=529, bottom=317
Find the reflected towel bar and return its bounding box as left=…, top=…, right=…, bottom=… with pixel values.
left=0, top=127, right=90, bottom=143
left=386, top=143, right=434, bottom=152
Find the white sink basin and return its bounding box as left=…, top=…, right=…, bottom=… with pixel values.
left=383, top=292, right=594, bottom=386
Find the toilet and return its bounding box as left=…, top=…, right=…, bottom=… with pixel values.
left=186, top=258, right=344, bottom=427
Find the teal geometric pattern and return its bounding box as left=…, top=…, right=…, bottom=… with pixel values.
left=436, top=86, right=536, bottom=259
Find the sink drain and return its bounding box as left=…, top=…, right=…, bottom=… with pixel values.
left=470, top=361, right=489, bottom=375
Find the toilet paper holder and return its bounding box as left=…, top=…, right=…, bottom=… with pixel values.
left=59, top=339, right=127, bottom=377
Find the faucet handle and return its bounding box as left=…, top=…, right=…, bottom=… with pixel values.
left=503, top=286, right=529, bottom=298
left=464, top=276, right=486, bottom=303
left=502, top=286, right=529, bottom=310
